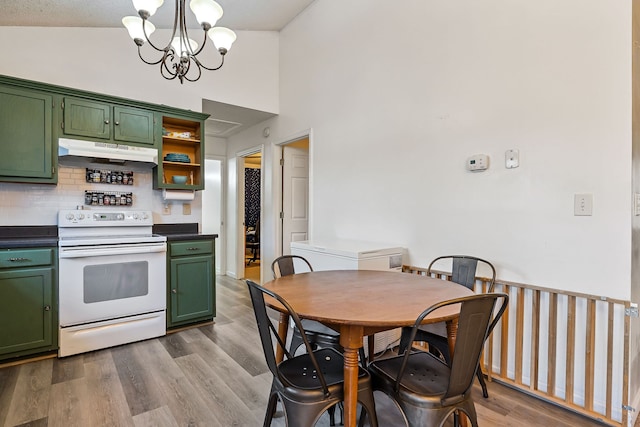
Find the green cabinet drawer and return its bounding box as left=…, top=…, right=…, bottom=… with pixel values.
left=0, top=249, right=54, bottom=269
left=169, top=241, right=213, bottom=257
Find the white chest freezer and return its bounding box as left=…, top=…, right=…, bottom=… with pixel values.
left=290, top=239, right=405, bottom=355
left=290, top=239, right=404, bottom=272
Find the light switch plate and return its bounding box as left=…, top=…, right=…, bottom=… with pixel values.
left=574, top=194, right=593, bottom=216
left=505, top=149, right=519, bottom=169
left=183, top=203, right=191, bottom=215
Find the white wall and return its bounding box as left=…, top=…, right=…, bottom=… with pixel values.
left=0, top=27, right=278, bottom=113
left=226, top=0, right=633, bottom=300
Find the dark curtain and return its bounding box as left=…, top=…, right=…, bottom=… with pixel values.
left=245, top=168, right=261, bottom=228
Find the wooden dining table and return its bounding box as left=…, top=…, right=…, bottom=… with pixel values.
left=261, top=269, right=474, bottom=427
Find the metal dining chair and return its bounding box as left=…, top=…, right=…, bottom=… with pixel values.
left=271, top=254, right=369, bottom=425
left=369, top=292, right=509, bottom=427
left=246, top=280, right=378, bottom=427
left=398, top=255, right=496, bottom=397
left=271, top=255, right=342, bottom=356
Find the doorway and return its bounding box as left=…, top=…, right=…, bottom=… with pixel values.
left=238, top=150, right=262, bottom=282
left=280, top=137, right=310, bottom=255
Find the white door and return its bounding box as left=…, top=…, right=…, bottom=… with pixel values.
left=202, top=158, right=223, bottom=274
left=282, top=145, right=309, bottom=254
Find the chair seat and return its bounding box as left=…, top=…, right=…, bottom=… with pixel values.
left=280, top=348, right=347, bottom=389
left=370, top=352, right=452, bottom=404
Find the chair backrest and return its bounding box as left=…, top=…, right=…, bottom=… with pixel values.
left=246, top=280, right=330, bottom=393
left=271, top=255, right=313, bottom=279
left=427, top=255, right=496, bottom=292
left=396, top=292, right=509, bottom=401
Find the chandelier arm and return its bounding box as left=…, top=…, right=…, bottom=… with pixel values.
left=138, top=19, right=167, bottom=53
left=182, top=61, right=203, bottom=82
left=195, top=54, right=225, bottom=71
left=160, top=61, right=179, bottom=81
left=137, top=46, right=168, bottom=66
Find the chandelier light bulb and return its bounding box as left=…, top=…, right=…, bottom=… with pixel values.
left=209, top=27, right=237, bottom=53
left=122, top=16, right=156, bottom=43
left=189, top=0, right=223, bottom=29
left=132, top=0, right=164, bottom=17
left=171, top=37, right=198, bottom=58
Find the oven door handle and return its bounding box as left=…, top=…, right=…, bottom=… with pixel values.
left=59, top=244, right=166, bottom=258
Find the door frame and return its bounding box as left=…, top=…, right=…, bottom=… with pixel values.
left=236, top=145, right=264, bottom=281
left=203, top=155, right=226, bottom=275
left=275, top=128, right=314, bottom=257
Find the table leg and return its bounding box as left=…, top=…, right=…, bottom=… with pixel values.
left=340, top=325, right=364, bottom=427
left=275, top=312, right=290, bottom=363
left=445, top=318, right=459, bottom=358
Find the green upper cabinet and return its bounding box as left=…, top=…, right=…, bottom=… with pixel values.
left=0, top=85, right=55, bottom=183
left=113, top=106, right=154, bottom=145
left=62, top=98, right=110, bottom=139
left=63, top=97, right=155, bottom=146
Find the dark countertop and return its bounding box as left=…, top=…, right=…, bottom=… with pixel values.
left=0, top=226, right=58, bottom=249
left=153, top=223, right=218, bottom=242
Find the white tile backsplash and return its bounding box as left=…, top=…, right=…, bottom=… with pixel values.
left=0, top=162, right=201, bottom=226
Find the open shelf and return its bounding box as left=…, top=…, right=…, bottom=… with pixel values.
left=157, top=116, right=204, bottom=189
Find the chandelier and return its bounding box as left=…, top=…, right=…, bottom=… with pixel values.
left=122, top=0, right=237, bottom=84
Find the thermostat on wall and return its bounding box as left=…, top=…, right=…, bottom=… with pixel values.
left=466, top=154, right=489, bottom=172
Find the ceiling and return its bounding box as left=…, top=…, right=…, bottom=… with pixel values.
left=0, top=0, right=314, bottom=31
left=1, top=0, right=315, bottom=137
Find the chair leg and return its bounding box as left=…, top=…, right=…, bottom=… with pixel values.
left=477, top=367, right=489, bottom=398
left=263, top=393, right=279, bottom=427
left=328, top=405, right=336, bottom=426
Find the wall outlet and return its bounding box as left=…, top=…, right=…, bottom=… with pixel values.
left=163, top=204, right=171, bottom=215
left=505, top=149, right=519, bottom=169
left=574, top=194, right=593, bottom=216
left=183, top=203, right=191, bottom=215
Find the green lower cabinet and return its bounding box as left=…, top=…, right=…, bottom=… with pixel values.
left=0, top=249, right=58, bottom=360
left=167, top=240, right=215, bottom=328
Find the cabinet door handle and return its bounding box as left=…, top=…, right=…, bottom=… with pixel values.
left=104, top=120, right=110, bottom=124
left=187, top=247, right=200, bottom=251
left=44, top=305, right=51, bottom=311
left=115, top=121, right=120, bottom=126
left=171, top=289, right=177, bottom=294
left=8, top=257, right=30, bottom=262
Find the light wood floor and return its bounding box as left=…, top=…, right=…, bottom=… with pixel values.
left=0, top=275, right=614, bottom=427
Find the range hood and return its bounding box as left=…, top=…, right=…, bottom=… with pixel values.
left=58, top=138, right=158, bottom=164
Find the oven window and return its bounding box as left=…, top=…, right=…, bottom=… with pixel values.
left=83, top=261, right=149, bottom=303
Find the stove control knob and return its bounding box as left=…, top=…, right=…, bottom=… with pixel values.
left=142, top=212, right=148, bottom=220
left=116, top=213, right=125, bottom=220
left=133, top=213, right=139, bottom=220
left=78, top=213, right=85, bottom=220
left=65, top=213, right=75, bottom=220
